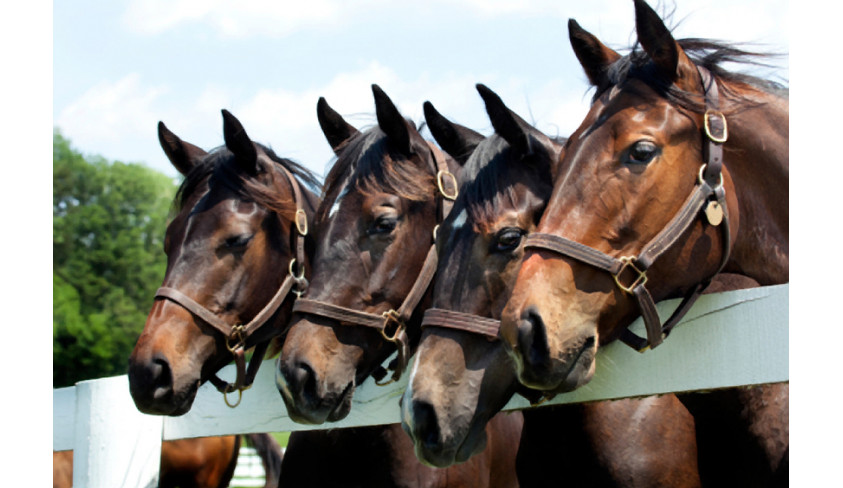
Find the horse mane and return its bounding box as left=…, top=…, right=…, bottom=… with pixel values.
left=174, top=143, right=322, bottom=221
left=459, top=135, right=557, bottom=232
left=600, top=38, right=788, bottom=113
left=316, top=125, right=436, bottom=224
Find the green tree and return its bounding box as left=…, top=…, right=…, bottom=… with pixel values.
left=53, top=130, right=177, bottom=387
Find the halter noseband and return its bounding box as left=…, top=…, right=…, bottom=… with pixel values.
left=522, top=66, right=732, bottom=352
left=292, top=143, right=458, bottom=386
left=154, top=160, right=310, bottom=407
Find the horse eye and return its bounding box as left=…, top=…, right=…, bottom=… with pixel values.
left=224, top=234, right=253, bottom=250
left=495, top=228, right=525, bottom=252
left=626, top=140, right=660, bottom=165
left=369, top=216, right=397, bottom=235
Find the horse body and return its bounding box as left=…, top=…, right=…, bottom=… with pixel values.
left=281, top=419, right=521, bottom=488
left=495, top=0, right=787, bottom=484
left=275, top=86, right=521, bottom=486
left=402, top=86, right=701, bottom=487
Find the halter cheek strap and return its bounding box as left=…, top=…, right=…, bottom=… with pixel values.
left=154, top=163, right=310, bottom=407
left=522, top=66, right=732, bottom=352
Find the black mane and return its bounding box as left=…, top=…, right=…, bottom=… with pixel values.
left=174, top=143, right=322, bottom=220
left=316, top=124, right=436, bottom=224
left=599, top=38, right=788, bottom=112
left=459, top=134, right=559, bottom=231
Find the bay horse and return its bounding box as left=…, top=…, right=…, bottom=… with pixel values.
left=500, top=0, right=788, bottom=485
left=128, top=110, right=320, bottom=416
left=402, top=85, right=700, bottom=486
left=276, top=85, right=522, bottom=487
left=53, top=433, right=282, bottom=488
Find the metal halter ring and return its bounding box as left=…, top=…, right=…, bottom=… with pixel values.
left=436, top=170, right=459, bottom=200
left=288, top=258, right=305, bottom=281
left=225, top=325, right=246, bottom=354
left=381, top=309, right=405, bottom=342
left=222, top=383, right=251, bottom=408
left=613, top=256, right=647, bottom=294
left=698, top=164, right=724, bottom=190
left=295, top=208, right=309, bottom=236
left=374, top=375, right=398, bottom=387
left=289, top=258, right=308, bottom=297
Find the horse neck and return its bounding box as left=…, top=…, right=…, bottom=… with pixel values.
left=721, top=86, right=789, bottom=284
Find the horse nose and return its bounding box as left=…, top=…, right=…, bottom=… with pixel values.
left=517, top=305, right=552, bottom=369
left=129, top=353, right=174, bottom=409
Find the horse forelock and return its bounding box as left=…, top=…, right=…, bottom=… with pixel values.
left=316, top=127, right=436, bottom=224
left=460, top=135, right=553, bottom=233
left=174, top=143, right=321, bottom=224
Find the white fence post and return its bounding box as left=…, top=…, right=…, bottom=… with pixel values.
left=72, top=376, right=163, bottom=488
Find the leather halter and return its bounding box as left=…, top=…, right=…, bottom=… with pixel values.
left=154, top=159, right=310, bottom=407
left=522, top=66, right=732, bottom=352
left=292, top=143, right=458, bottom=386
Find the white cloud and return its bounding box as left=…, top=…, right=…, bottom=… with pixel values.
left=122, top=0, right=380, bottom=38
left=55, top=74, right=171, bottom=168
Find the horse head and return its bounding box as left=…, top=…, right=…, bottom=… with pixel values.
left=276, top=85, right=469, bottom=424
left=129, top=110, right=320, bottom=415
left=500, top=0, right=788, bottom=393
left=401, top=85, right=563, bottom=467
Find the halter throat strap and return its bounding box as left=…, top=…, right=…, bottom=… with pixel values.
left=523, top=66, right=732, bottom=352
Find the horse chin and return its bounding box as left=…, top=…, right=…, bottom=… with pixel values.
left=513, top=337, right=597, bottom=394
left=326, top=381, right=355, bottom=422
left=412, top=423, right=489, bottom=468
left=131, top=378, right=200, bottom=417
left=279, top=379, right=356, bottom=425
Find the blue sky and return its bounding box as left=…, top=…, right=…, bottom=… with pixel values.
left=53, top=0, right=788, bottom=180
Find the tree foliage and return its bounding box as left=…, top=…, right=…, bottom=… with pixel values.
left=53, top=130, right=177, bottom=387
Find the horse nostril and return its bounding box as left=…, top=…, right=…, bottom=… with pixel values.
left=412, top=400, right=441, bottom=448
left=151, top=355, right=173, bottom=400
left=520, top=306, right=550, bottom=367
left=283, top=360, right=320, bottom=403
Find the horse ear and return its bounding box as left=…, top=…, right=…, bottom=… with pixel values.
left=317, top=97, right=360, bottom=155
left=476, top=84, right=536, bottom=157
left=158, top=122, right=208, bottom=176
left=634, top=0, right=699, bottom=91
left=568, top=18, right=621, bottom=87
left=423, top=101, right=483, bottom=166
left=221, top=109, right=259, bottom=174
left=372, top=84, right=414, bottom=155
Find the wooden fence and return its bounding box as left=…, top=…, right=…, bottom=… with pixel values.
left=53, top=284, right=789, bottom=487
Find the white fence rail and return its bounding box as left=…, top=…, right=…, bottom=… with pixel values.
left=53, top=284, right=789, bottom=487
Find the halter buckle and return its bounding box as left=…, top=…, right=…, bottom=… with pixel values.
left=704, top=110, right=728, bottom=144
left=613, top=256, right=647, bottom=294
left=381, top=309, right=405, bottom=342
left=295, top=208, right=309, bottom=236
left=436, top=170, right=459, bottom=200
